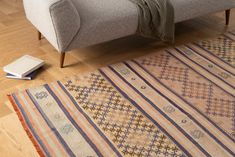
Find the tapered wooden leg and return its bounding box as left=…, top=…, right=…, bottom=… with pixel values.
left=38, top=31, right=42, bottom=40
left=60, top=52, right=65, bottom=68
left=225, top=9, right=230, bottom=25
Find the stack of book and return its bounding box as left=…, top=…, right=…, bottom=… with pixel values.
left=3, top=55, right=45, bottom=80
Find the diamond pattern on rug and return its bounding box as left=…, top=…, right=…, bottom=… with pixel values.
left=9, top=32, right=235, bottom=157
left=197, top=36, right=235, bottom=67
left=160, top=66, right=189, bottom=82
left=206, top=98, right=235, bottom=118
left=135, top=51, right=235, bottom=140
left=63, top=73, right=184, bottom=157
left=140, top=54, right=170, bottom=67
left=182, top=82, right=213, bottom=100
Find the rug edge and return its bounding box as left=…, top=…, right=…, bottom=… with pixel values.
left=7, top=94, right=45, bottom=157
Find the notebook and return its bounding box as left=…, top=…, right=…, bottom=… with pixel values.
left=6, top=68, right=41, bottom=80
left=3, top=55, right=44, bottom=78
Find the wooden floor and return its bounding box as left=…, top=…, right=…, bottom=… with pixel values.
left=0, top=0, right=234, bottom=156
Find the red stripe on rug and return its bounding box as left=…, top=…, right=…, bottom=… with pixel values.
left=7, top=94, right=46, bottom=157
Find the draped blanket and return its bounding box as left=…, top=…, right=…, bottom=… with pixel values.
left=129, top=0, right=175, bottom=42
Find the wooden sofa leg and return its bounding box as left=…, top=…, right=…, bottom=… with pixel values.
left=225, top=9, right=230, bottom=25
left=38, top=31, right=42, bottom=40
left=60, top=52, right=65, bottom=68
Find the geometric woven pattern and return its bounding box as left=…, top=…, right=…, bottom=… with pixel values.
left=197, top=36, right=235, bottom=67
left=160, top=66, right=189, bottom=82
left=182, top=82, right=213, bottom=100
left=64, top=73, right=184, bottom=157
left=8, top=32, right=235, bottom=157
left=136, top=49, right=235, bottom=142
left=206, top=98, right=235, bottom=118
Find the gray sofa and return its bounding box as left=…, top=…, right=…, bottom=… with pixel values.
left=23, top=0, right=235, bottom=68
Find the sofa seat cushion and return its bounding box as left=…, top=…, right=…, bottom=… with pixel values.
left=68, top=0, right=138, bottom=49
left=68, top=0, right=235, bottom=49
left=171, top=0, right=235, bottom=22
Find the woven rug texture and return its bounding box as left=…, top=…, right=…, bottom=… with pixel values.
left=8, top=31, right=235, bottom=157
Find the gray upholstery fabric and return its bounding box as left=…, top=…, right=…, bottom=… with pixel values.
left=23, top=0, right=235, bottom=52
left=67, top=0, right=138, bottom=50
left=23, top=0, right=60, bottom=50
left=67, top=0, right=235, bottom=51
left=50, top=0, right=80, bottom=52
left=23, top=0, right=80, bottom=52
left=171, top=0, right=235, bottom=22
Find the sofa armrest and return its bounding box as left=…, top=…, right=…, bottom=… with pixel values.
left=23, top=0, right=81, bottom=52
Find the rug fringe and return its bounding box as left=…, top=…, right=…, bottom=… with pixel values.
left=7, top=94, right=46, bottom=157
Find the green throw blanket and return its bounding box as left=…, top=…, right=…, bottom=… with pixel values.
left=129, top=0, right=175, bottom=42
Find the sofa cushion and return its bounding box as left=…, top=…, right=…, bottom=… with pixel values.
left=69, top=0, right=138, bottom=49
left=68, top=0, right=235, bottom=49
left=171, top=0, right=235, bottom=22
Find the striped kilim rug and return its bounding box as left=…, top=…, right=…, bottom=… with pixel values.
left=8, top=31, right=235, bottom=157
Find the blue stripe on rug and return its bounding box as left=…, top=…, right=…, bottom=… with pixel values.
left=125, top=61, right=235, bottom=156
left=56, top=81, right=123, bottom=157
left=26, top=89, right=76, bottom=157
left=99, top=69, right=193, bottom=157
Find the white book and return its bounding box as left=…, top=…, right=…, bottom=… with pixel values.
left=6, top=73, right=32, bottom=80
left=3, top=55, right=44, bottom=78
left=6, top=68, right=40, bottom=80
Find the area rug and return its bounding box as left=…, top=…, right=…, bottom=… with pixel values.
left=8, top=31, right=235, bottom=157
